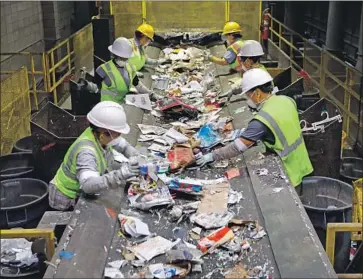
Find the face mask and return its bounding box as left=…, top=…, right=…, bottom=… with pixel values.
left=107, top=135, right=122, bottom=147
left=241, top=64, right=248, bottom=72
left=115, top=58, right=127, bottom=67
left=247, top=98, right=257, bottom=109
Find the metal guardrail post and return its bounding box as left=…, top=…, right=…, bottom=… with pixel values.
left=319, top=50, right=326, bottom=97
left=30, top=55, right=38, bottom=109
left=225, top=1, right=230, bottom=23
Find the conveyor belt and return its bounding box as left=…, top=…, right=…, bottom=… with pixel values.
left=43, top=45, right=337, bottom=279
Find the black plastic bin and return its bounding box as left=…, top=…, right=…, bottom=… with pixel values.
left=273, top=66, right=292, bottom=91
left=30, top=102, right=89, bottom=182
left=300, top=98, right=343, bottom=178
left=340, top=157, right=363, bottom=185
left=12, top=135, right=49, bottom=154
left=0, top=178, right=49, bottom=229
left=300, top=176, right=353, bottom=273
left=0, top=153, right=35, bottom=181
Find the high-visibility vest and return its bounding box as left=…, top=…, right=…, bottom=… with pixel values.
left=54, top=128, right=107, bottom=199
left=227, top=39, right=245, bottom=70
left=100, top=60, right=136, bottom=104
left=253, top=95, right=313, bottom=186
left=128, top=38, right=146, bottom=71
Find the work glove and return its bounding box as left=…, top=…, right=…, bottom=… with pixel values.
left=226, top=89, right=233, bottom=102
left=136, top=71, right=144, bottom=78
left=80, top=80, right=99, bottom=94
left=157, top=58, right=168, bottom=65
left=203, top=54, right=212, bottom=62
left=195, top=153, right=214, bottom=167
left=119, top=158, right=140, bottom=179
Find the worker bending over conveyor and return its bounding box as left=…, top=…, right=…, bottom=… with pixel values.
left=128, top=23, right=167, bottom=74
left=84, top=37, right=159, bottom=104
left=205, top=21, right=245, bottom=72
left=224, top=40, right=269, bottom=101
left=49, top=101, right=141, bottom=211
left=196, top=69, right=313, bottom=188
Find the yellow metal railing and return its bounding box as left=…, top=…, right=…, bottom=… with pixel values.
left=0, top=67, right=31, bottom=155
left=325, top=223, right=362, bottom=278
left=352, top=178, right=362, bottom=241
left=268, top=15, right=363, bottom=147
left=0, top=23, right=94, bottom=109
left=0, top=228, right=55, bottom=261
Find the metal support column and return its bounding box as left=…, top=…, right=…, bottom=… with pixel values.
left=355, top=3, right=363, bottom=73
left=326, top=1, right=344, bottom=55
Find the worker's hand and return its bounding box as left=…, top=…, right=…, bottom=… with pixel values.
left=136, top=71, right=144, bottom=78
left=195, top=153, right=214, bottom=167
left=120, top=160, right=140, bottom=179
left=226, top=89, right=233, bottom=102
left=85, top=81, right=99, bottom=94
left=204, top=54, right=212, bottom=62
left=158, top=58, right=168, bottom=65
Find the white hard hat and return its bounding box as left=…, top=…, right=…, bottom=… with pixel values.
left=108, top=37, right=133, bottom=58
left=87, top=101, right=130, bottom=134
left=238, top=40, right=264, bottom=57
left=241, top=68, right=273, bottom=95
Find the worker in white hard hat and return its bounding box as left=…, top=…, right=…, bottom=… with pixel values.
left=92, top=37, right=159, bottom=104
left=128, top=23, right=167, bottom=74
left=196, top=68, right=313, bottom=188
left=205, top=22, right=245, bottom=72
left=49, top=101, right=141, bottom=211
left=224, top=40, right=273, bottom=101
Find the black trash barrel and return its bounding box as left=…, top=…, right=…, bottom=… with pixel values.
left=300, top=98, right=343, bottom=178
left=0, top=178, right=49, bottom=229
left=0, top=153, right=35, bottom=181
left=300, top=176, right=353, bottom=273
left=12, top=135, right=49, bottom=154
left=340, top=157, right=363, bottom=185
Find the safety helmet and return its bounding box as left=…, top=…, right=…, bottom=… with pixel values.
left=241, top=68, right=273, bottom=95
left=238, top=40, right=264, bottom=57
left=136, top=23, right=155, bottom=40
left=108, top=37, right=133, bottom=58
left=87, top=101, right=130, bottom=134
left=222, top=21, right=242, bottom=35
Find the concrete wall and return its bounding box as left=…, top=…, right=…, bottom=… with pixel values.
left=0, top=1, right=45, bottom=74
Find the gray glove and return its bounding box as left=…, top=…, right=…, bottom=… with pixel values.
left=157, top=58, right=168, bottom=65
left=195, top=153, right=214, bottom=167
left=85, top=81, right=99, bottom=94
left=120, top=158, right=140, bottom=179
left=204, top=54, right=212, bottom=62
left=136, top=71, right=144, bottom=78
left=226, top=89, right=233, bottom=102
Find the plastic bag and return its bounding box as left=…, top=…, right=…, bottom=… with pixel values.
left=196, top=124, right=221, bottom=149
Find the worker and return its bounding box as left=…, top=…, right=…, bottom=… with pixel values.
left=48, top=101, right=141, bottom=211
left=205, top=21, right=245, bottom=71
left=225, top=40, right=270, bottom=101
left=128, top=23, right=167, bottom=73
left=196, top=68, right=313, bottom=188
left=91, top=37, right=158, bottom=104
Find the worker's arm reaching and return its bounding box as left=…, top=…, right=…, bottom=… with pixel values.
left=76, top=149, right=139, bottom=194
left=196, top=120, right=275, bottom=166
left=145, top=57, right=168, bottom=66
left=206, top=49, right=238, bottom=66
left=112, top=137, right=140, bottom=158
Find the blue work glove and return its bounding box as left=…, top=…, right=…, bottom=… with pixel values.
left=196, top=153, right=214, bottom=167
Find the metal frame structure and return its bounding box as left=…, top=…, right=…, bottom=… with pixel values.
left=325, top=223, right=363, bottom=278
left=0, top=23, right=94, bottom=109
left=268, top=15, right=363, bottom=148
left=0, top=228, right=55, bottom=261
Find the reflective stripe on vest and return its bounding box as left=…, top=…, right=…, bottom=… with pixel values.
left=128, top=38, right=146, bottom=71
left=257, top=110, right=304, bottom=157
left=54, top=128, right=107, bottom=198
left=227, top=40, right=245, bottom=70
left=100, top=60, right=135, bottom=104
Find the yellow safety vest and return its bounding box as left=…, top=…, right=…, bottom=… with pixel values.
left=100, top=60, right=136, bottom=104
left=128, top=38, right=147, bottom=71
left=253, top=95, right=313, bottom=186
left=227, top=39, right=245, bottom=70
left=54, top=128, right=107, bottom=199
